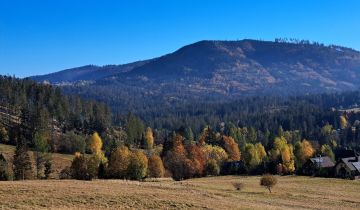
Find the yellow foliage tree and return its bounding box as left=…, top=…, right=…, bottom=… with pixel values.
left=145, top=127, right=154, bottom=149
left=270, top=136, right=295, bottom=174
left=128, top=150, right=148, bottom=180
left=244, top=143, right=267, bottom=170
left=89, top=132, right=107, bottom=164
left=202, top=144, right=228, bottom=164
left=90, top=132, right=103, bottom=154
left=108, top=146, right=131, bottom=178
left=294, top=139, right=315, bottom=168
left=339, top=115, right=348, bottom=129
left=320, top=144, right=335, bottom=161
left=255, top=143, right=267, bottom=160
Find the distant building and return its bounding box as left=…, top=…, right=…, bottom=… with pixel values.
left=302, top=156, right=335, bottom=177
left=335, top=156, right=360, bottom=179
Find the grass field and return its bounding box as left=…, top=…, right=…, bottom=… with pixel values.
left=0, top=176, right=359, bottom=209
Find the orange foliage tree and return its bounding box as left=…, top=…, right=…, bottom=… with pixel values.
left=148, top=155, right=165, bottom=178
left=221, top=136, right=241, bottom=161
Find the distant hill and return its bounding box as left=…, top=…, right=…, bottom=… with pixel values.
left=30, top=39, right=360, bottom=112
left=31, top=60, right=149, bottom=84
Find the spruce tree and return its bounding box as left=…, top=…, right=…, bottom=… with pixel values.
left=13, top=139, right=32, bottom=180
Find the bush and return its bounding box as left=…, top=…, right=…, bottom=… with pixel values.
left=70, top=153, right=96, bottom=180
left=59, top=166, right=72, bottom=179
left=205, top=159, right=220, bottom=176
left=232, top=182, right=244, bottom=191
left=260, top=174, right=278, bottom=193
left=148, top=155, right=165, bottom=178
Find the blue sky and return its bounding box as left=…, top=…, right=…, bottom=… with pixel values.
left=1, top=0, right=359, bottom=78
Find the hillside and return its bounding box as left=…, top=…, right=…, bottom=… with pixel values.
left=0, top=176, right=359, bottom=209
left=30, top=60, right=149, bottom=84
left=32, top=39, right=360, bottom=97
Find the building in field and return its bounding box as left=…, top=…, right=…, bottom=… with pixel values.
left=335, top=156, right=360, bottom=179
left=302, top=156, right=335, bottom=177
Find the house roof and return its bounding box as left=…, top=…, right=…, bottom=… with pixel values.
left=309, top=156, right=335, bottom=168
left=351, top=162, right=360, bottom=173
left=340, top=157, right=360, bottom=171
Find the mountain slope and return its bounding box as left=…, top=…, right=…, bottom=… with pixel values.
left=31, top=39, right=360, bottom=112
left=112, top=39, right=360, bottom=95
left=31, top=60, right=149, bottom=84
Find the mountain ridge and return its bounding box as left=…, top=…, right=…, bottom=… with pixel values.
left=30, top=39, right=360, bottom=109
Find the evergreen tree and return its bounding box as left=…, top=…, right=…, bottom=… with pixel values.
left=13, top=139, right=32, bottom=180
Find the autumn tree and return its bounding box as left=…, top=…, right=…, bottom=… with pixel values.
left=90, top=132, right=102, bottom=153
left=163, top=134, right=188, bottom=180
left=202, top=144, right=228, bottom=164
left=294, top=139, right=315, bottom=168
left=186, top=144, right=206, bottom=177
left=320, top=144, right=335, bottom=161
left=260, top=174, right=277, bottom=193
left=148, top=155, right=165, bottom=178
left=221, top=136, right=241, bottom=161
left=145, top=127, right=154, bottom=149
left=127, top=150, right=148, bottom=180
left=270, top=136, right=295, bottom=174
left=339, top=115, right=348, bottom=129
left=89, top=132, right=107, bottom=167
left=243, top=143, right=267, bottom=170
left=107, top=146, right=131, bottom=178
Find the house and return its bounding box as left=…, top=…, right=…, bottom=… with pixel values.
left=302, top=156, right=335, bottom=177
left=335, top=156, right=360, bottom=179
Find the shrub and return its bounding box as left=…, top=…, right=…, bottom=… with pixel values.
left=70, top=153, right=97, bottom=180
left=205, top=159, right=220, bottom=176
left=232, top=182, right=244, bottom=191
left=148, top=155, right=165, bottom=178
left=260, top=174, right=278, bottom=193
left=59, top=166, right=72, bottom=179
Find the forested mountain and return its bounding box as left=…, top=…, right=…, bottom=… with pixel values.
left=30, top=39, right=360, bottom=119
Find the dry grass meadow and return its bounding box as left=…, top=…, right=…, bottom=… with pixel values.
left=0, top=176, right=359, bottom=210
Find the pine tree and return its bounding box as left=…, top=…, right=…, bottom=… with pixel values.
left=13, top=140, right=32, bottom=180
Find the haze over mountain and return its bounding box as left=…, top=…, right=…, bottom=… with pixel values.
left=31, top=39, right=360, bottom=112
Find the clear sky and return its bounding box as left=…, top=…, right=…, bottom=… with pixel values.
left=1, top=0, right=360, bottom=78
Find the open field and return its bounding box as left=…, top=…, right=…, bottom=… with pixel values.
left=0, top=176, right=359, bottom=209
